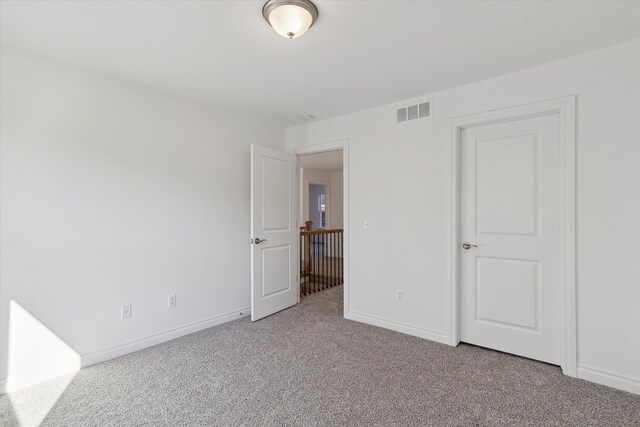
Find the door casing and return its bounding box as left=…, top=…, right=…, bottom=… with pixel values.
left=448, top=96, right=577, bottom=376
left=295, top=139, right=349, bottom=315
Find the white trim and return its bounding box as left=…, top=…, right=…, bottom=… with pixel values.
left=0, top=307, right=249, bottom=395
left=295, top=139, right=350, bottom=317
left=577, top=365, right=640, bottom=395
left=346, top=311, right=449, bottom=345
left=81, top=307, right=249, bottom=368
left=448, top=96, right=577, bottom=376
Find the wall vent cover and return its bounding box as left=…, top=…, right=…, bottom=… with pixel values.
left=397, top=100, right=432, bottom=123
left=397, top=108, right=407, bottom=123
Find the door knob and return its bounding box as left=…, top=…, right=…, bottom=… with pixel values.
left=462, top=242, right=478, bottom=250
left=254, top=238, right=267, bottom=244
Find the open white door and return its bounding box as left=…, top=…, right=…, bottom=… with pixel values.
left=251, top=144, right=298, bottom=321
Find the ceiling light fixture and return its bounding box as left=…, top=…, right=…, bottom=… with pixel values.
left=263, top=0, right=319, bottom=39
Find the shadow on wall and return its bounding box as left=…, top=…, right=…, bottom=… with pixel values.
left=1, top=301, right=80, bottom=426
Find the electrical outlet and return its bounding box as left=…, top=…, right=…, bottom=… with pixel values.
left=168, top=294, right=176, bottom=308
left=396, top=289, right=404, bottom=301
left=121, top=304, right=132, bottom=319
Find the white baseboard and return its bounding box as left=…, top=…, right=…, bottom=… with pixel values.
left=0, top=307, right=249, bottom=396
left=81, top=307, right=250, bottom=368
left=577, top=364, right=640, bottom=395
left=346, top=310, right=449, bottom=345
left=7, top=307, right=637, bottom=398
left=344, top=312, right=640, bottom=396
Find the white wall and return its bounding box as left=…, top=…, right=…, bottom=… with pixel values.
left=308, top=184, right=326, bottom=229
left=0, top=46, right=287, bottom=391
left=299, top=168, right=343, bottom=231
left=288, top=39, right=640, bottom=394
left=329, top=171, right=343, bottom=229
left=299, top=168, right=330, bottom=229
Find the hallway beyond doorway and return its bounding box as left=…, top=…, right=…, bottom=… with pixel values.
left=298, top=149, right=344, bottom=297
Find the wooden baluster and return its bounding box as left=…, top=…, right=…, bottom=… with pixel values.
left=332, top=231, right=336, bottom=287
left=304, top=234, right=308, bottom=296
left=323, top=233, right=327, bottom=290
left=328, top=232, right=331, bottom=288
left=336, top=231, right=339, bottom=285
left=341, top=231, right=344, bottom=284
left=330, top=231, right=333, bottom=288
left=339, top=230, right=342, bottom=285
left=321, top=233, right=324, bottom=291
left=307, top=233, right=312, bottom=278
left=306, top=221, right=312, bottom=294
left=298, top=228, right=345, bottom=295
left=319, top=234, right=322, bottom=291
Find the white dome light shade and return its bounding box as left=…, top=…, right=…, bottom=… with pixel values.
left=268, top=5, right=312, bottom=39
left=263, top=0, right=318, bottom=39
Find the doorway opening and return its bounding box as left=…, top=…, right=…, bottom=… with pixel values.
left=250, top=140, right=348, bottom=322
left=298, top=149, right=344, bottom=298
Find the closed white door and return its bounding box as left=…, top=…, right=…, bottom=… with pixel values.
left=251, top=144, right=298, bottom=321
left=460, top=114, right=562, bottom=365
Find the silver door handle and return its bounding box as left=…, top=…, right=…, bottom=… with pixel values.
left=462, top=242, right=478, bottom=250
left=254, top=238, right=267, bottom=244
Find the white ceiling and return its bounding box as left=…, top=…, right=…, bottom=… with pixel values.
left=2, top=1, right=640, bottom=124
left=299, top=150, right=343, bottom=171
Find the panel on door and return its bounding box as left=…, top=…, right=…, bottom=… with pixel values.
left=476, top=257, right=539, bottom=331
left=460, top=114, right=562, bottom=365
left=251, top=144, right=297, bottom=321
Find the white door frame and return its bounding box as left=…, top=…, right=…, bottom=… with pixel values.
left=295, top=139, right=349, bottom=317
left=448, top=96, right=577, bottom=376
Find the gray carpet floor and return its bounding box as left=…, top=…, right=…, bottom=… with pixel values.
left=1, top=285, right=639, bottom=426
